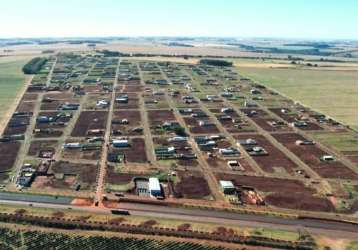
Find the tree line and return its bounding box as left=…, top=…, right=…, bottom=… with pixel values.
left=22, top=57, right=48, bottom=74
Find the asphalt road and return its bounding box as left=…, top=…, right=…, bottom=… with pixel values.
left=0, top=196, right=357, bottom=239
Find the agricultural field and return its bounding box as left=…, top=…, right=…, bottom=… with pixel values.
left=0, top=56, right=32, bottom=126
left=237, top=64, right=358, bottom=131
left=0, top=225, right=234, bottom=250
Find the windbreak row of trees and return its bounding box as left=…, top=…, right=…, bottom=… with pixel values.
left=22, top=57, right=48, bottom=74
left=199, top=59, right=233, bottom=67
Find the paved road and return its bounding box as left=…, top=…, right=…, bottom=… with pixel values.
left=117, top=203, right=358, bottom=236
left=0, top=193, right=357, bottom=239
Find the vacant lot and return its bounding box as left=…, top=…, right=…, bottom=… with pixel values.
left=238, top=67, right=358, bottom=130
left=215, top=173, right=335, bottom=212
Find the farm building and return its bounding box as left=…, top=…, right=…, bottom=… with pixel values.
left=149, top=178, right=162, bottom=197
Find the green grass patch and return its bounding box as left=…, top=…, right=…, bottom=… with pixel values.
left=310, top=132, right=358, bottom=153
left=347, top=241, right=358, bottom=250
left=0, top=56, right=32, bottom=123
left=252, top=228, right=298, bottom=241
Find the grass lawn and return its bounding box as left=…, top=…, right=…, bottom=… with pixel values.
left=0, top=56, right=32, bottom=123
left=237, top=66, right=358, bottom=130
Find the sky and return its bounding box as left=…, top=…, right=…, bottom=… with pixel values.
left=1, top=0, right=358, bottom=40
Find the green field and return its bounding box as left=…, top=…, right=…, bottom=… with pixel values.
left=237, top=66, right=358, bottom=130
left=347, top=241, right=358, bottom=250
left=310, top=132, right=358, bottom=153
left=0, top=56, right=31, bottom=123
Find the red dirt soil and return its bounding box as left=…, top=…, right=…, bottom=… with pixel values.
left=272, top=133, right=358, bottom=180
left=234, top=134, right=298, bottom=174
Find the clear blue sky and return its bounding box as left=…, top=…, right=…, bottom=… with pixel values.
left=1, top=0, right=357, bottom=39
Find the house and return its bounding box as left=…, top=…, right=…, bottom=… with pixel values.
left=219, top=148, right=240, bottom=157
left=37, top=116, right=52, bottom=123
left=112, top=119, right=129, bottom=125
left=218, top=115, right=232, bottom=121
left=221, top=107, right=234, bottom=113
left=238, top=138, right=257, bottom=146
left=209, top=135, right=224, bottom=141
left=179, top=153, right=197, bottom=160
left=219, top=180, right=236, bottom=195
left=131, top=127, right=143, bottom=133
left=246, top=110, right=257, bottom=117
left=179, top=108, right=193, bottom=114
left=221, top=92, right=233, bottom=98
left=63, top=142, right=82, bottom=149
left=182, top=95, right=194, bottom=100
left=291, top=121, right=308, bottom=128
left=199, top=120, right=214, bottom=127
left=154, top=79, right=168, bottom=85
left=227, top=160, right=244, bottom=171
left=96, top=100, right=109, bottom=108
left=149, top=178, right=162, bottom=197
left=246, top=146, right=268, bottom=156
left=155, top=147, right=176, bottom=159
left=60, top=103, right=80, bottom=110
left=321, top=155, right=335, bottom=162
left=112, top=139, right=130, bottom=148
left=206, top=95, right=220, bottom=101
left=191, top=111, right=207, bottom=118
left=168, top=136, right=187, bottom=142
left=116, top=94, right=129, bottom=103
left=295, top=140, right=315, bottom=146
left=250, top=88, right=261, bottom=95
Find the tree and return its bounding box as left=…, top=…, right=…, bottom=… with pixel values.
left=174, top=126, right=186, bottom=136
